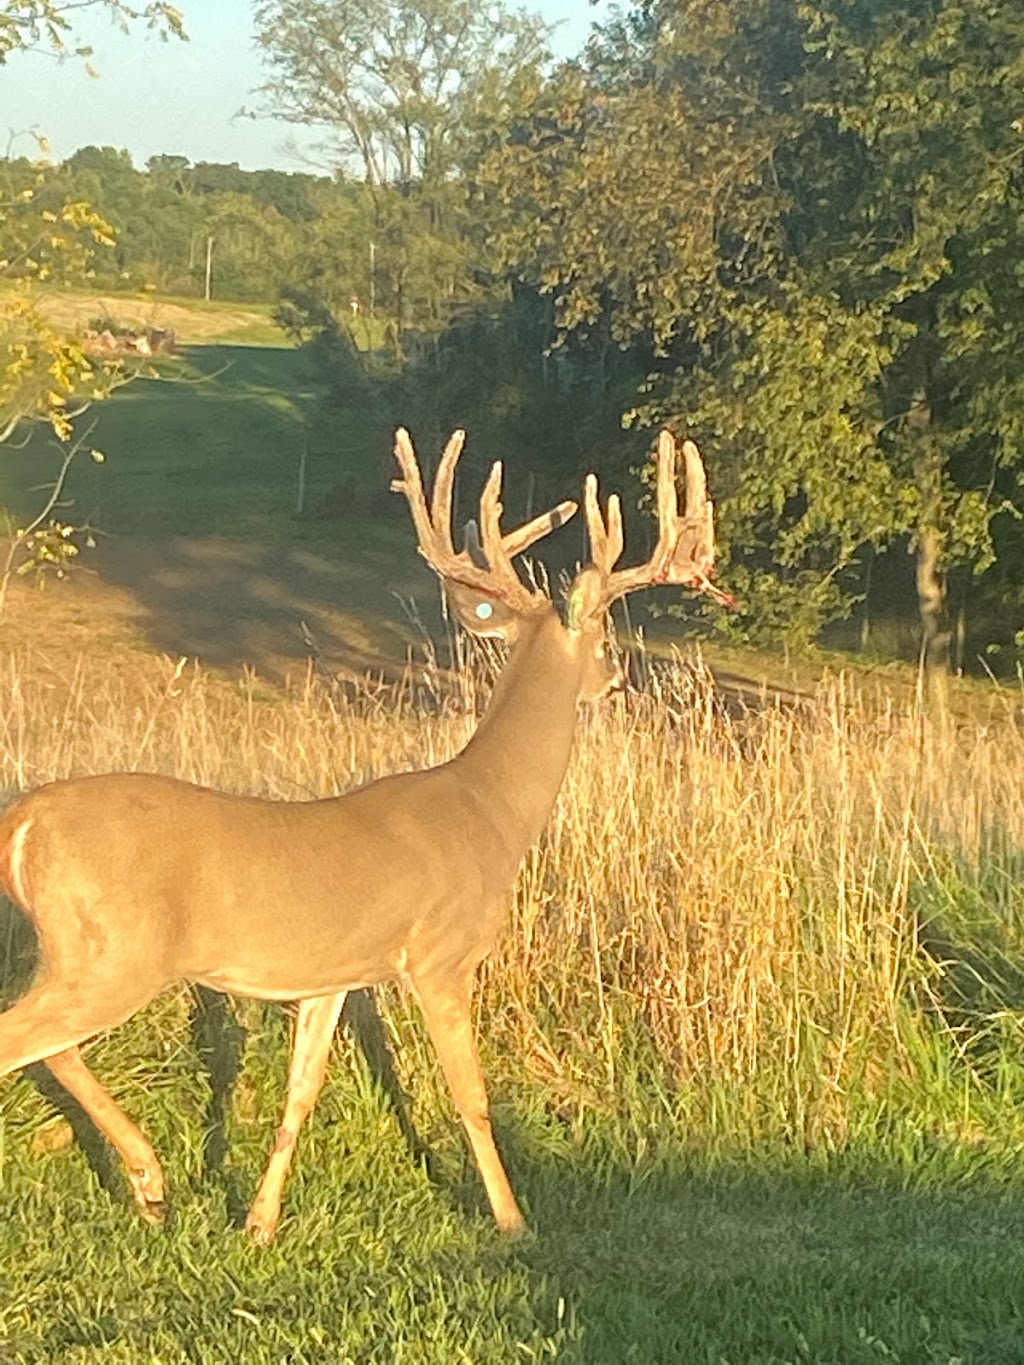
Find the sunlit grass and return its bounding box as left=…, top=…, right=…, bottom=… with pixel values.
left=1, top=644, right=1024, bottom=1359
left=0, top=281, right=289, bottom=347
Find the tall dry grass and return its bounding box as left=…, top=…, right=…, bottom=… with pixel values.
left=2, top=643, right=1024, bottom=1163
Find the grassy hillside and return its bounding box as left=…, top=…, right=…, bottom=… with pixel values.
left=1, top=347, right=345, bottom=540
left=0, top=344, right=429, bottom=677
left=0, top=282, right=288, bottom=347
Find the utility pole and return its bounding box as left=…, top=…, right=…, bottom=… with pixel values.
left=204, top=236, right=214, bottom=302
left=369, top=240, right=376, bottom=317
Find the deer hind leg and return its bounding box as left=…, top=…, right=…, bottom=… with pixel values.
left=43, top=1045, right=167, bottom=1223
left=245, top=990, right=347, bottom=1246
left=0, top=974, right=167, bottom=1222
left=413, top=970, right=526, bottom=1235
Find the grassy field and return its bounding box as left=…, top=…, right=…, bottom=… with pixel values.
left=2, top=313, right=1024, bottom=1360
left=0, top=345, right=377, bottom=542
left=1, top=651, right=1023, bottom=1360
left=0, top=338, right=1004, bottom=703
left=1, top=283, right=289, bottom=347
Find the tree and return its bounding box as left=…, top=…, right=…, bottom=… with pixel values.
left=0, top=1, right=184, bottom=62
left=0, top=171, right=115, bottom=434
left=145, top=152, right=194, bottom=200
left=203, top=192, right=292, bottom=300
left=252, top=0, right=552, bottom=351
left=482, top=0, right=1024, bottom=683
left=253, top=0, right=550, bottom=187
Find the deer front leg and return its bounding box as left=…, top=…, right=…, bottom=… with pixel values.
left=246, top=991, right=347, bottom=1245
left=413, top=970, right=526, bottom=1235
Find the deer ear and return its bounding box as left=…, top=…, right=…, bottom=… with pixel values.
left=565, top=566, right=605, bottom=632
left=444, top=581, right=518, bottom=639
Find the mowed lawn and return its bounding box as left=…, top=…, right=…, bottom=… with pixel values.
left=0, top=344, right=436, bottom=677
left=1, top=330, right=1024, bottom=1361
left=0, top=345, right=396, bottom=546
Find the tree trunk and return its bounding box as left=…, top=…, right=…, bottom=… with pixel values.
left=911, top=391, right=951, bottom=714
left=859, top=544, right=874, bottom=651
left=915, top=515, right=951, bottom=702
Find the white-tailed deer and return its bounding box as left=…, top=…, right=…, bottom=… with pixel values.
left=0, top=428, right=726, bottom=1243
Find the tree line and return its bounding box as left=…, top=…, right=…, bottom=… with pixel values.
left=251, top=0, right=1024, bottom=678
left=0, top=146, right=338, bottom=301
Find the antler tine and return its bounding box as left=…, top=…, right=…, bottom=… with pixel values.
left=582, top=473, right=625, bottom=576
left=502, top=499, right=578, bottom=558
left=596, top=430, right=725, bottom=604
left=393, top=427, right=489, bottom=590
left=474, top=460, right=565, bottom=610
left=583, top=474, right=609, bottom=571
left=606, top=493, right=625, bottom=566
left=681, top=436, right=709, bottom=522
left=430, top=428, right=466, bottom=558
left=393, top=427, right=578, bottom=610
left=655, top=429, right=680, bottom=555
left=478, top=461, right=528, bottom=600
left=392, top=427, right=439, bottom=558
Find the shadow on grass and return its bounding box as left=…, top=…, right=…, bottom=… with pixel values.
left=188, top=985, right=435, bottom=1228
left=0, top=879, right=433, bottom=1228
left=512, top=1156, right=1024, bottom=1363
left=91, top=532, right=430, bottom=685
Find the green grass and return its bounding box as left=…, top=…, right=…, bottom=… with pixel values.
left=4, top=314, right=1024, bottom=1359
left=0, top=345, right=404, bottom=555
left=1, top=982, right=1023, bottom=1364
left=1, top=654, right=1024, bottom=1360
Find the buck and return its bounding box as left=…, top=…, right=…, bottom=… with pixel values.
left=0, top=427, right=726, bottom=1243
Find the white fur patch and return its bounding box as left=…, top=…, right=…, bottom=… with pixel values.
left=6, top=816, right=33, bottom=907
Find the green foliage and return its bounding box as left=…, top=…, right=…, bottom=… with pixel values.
left=252, top=0, right=555, bottom=354
left=7, top=148, right=333, bottom=301
left=0, top=1, right=191, bottom=612
left=253, top=0, right=552, bottom=188
left=0, top=158, right=123, bottom=443
left=481, top=0, right=1024, bottom=652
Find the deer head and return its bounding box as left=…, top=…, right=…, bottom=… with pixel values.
left=392, top=426, right=728, bottom=702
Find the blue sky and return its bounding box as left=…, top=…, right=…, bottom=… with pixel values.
left=0, top=0, right=611, bottom=171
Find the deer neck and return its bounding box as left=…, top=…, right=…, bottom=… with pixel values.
left=453, top=609, right=582, bottom=853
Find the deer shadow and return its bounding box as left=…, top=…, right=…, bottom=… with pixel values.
left=190, top=986, right=433, bottom=1228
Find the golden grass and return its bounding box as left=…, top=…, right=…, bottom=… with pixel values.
left=2, top=643, right=1024, bottom=1157
left=0, top=283, right=285, bottom=346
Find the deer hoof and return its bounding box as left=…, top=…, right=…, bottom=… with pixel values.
left=245, top=1210, right=279, bottom=1246
left=139, top=1197, right=169, bottom=1226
